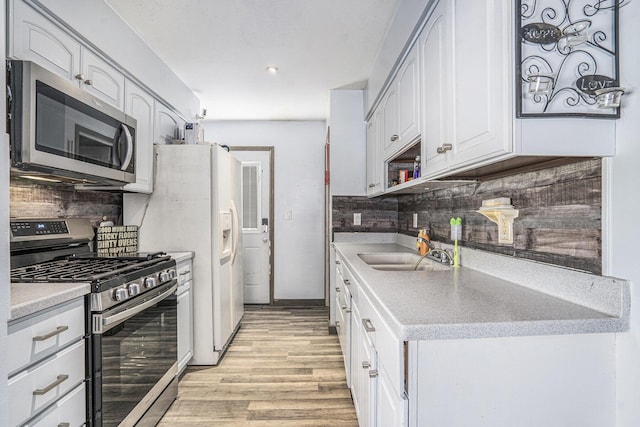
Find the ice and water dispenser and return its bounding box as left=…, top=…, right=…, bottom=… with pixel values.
left=219, top=211, right=233, bottom=259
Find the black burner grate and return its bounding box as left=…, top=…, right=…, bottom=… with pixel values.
left=11, top=256, right=169, bottom=283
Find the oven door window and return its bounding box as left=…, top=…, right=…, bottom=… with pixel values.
left=95, top=295, right=177, bottom=426
left=35, top=80, right=134, bottom=172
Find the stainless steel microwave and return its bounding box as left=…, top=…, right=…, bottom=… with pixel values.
left=7, top=60, right=136, bottom=185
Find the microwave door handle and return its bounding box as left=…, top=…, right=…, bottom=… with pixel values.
left=120, top=124, right=133, bottom=171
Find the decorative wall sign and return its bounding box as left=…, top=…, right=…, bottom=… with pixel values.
left=95, top=225, right=139, bottom=255
left=516, top=0, right=626, bottom=118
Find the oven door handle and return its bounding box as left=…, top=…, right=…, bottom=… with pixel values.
left=94, top=282, right=177, bottom=334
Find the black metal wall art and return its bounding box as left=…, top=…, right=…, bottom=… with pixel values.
left=516, top=0, right=626, bottom=118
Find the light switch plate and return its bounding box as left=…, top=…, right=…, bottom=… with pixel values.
left=353, top=213, right=361, bottom=226
left=412, top=213, right=418, bottom=228
left=285, top=210, right=293, bottom=220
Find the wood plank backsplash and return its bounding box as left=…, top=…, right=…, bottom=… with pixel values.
left=333, top=158, right=602, bottom=274
left=10, top=180, right=122, bottom=227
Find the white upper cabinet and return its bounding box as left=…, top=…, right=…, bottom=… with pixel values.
left=396, top=44, right=421, bottom=148
left=366, top=109, right=383, bottom=196
left=10, top=0, right=125, bottom=109
left=381, top=86, right=399, bottom=159
left=419, top=1, right=449, bottom=176
left=368, top=0, right=615, bottom=191
left=9, top=0, right=81, bottom=80
left=80, top=49, right=126, bottom=110
left=381, top=43, right=421, bottom=161
left=124, top=81, right=154, bottom=193
left=154, top=102, right=182, bottom=145
left=421, top=0, right=511, bottom=178
left=447, top=0, right=511, bottom=168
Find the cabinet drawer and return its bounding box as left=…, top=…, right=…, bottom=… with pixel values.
left=7, top=298, right=85, bottom=376
left=176, top=260, right=193, bottom=285
left=341, top=265, right=358, bottom=301
left=24, top=382, right=86, bottom=427
left=8, top=340, right=86, bottom=426
left=335, top=253, right=344, bottom=278
left=359, top=288, right=403, bottom=396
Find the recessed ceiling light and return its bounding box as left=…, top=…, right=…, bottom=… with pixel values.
left=265, top=65, right=279, bottom=74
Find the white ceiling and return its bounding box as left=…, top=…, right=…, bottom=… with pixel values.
left=105, top=0, right=401, bottom=121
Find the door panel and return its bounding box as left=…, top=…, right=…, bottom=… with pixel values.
left=232, top=149, right=272, bottom=304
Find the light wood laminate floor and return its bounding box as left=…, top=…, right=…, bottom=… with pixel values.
left=158, top=306, right=358, bottom=426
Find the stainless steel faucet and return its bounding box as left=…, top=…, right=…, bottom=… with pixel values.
left=414, top=246, right=454, bottom=270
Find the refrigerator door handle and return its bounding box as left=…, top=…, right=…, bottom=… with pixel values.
left=230, top=199, right=240, bottom=264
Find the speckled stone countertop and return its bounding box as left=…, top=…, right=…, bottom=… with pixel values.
left=334, top=242, right=629, bottom=341
left=10, top=282, right=90, bottom=322
left=167, top=251, right=194, bottom=263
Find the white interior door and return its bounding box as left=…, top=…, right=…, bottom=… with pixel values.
left=233, top=150, right=272, bottom=304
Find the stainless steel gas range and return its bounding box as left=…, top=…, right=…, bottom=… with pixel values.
left=10, top=218, right=178, bottom=426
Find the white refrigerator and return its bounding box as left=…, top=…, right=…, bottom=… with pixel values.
left=124, top=143, right=244, bottom=365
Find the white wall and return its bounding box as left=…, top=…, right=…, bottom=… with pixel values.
left=0, top=0, right=9, bottom=419
left=608, top=2, right=640, bottom=425
left=329, top=89, right=367, bottom=196
left=202, top=120, right=327, bottom=300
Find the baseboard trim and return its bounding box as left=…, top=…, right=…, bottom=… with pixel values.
left=272, top=299, right=326, bottom=307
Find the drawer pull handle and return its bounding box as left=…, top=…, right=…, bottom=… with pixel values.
left=343, top=279, right=351, bottom=286
left=390, top=134, right=399, bottom=142
left=33, top=374, right=69, bottom=396
left=58, top=423, right=70, bottom=427
left=335, top=260, right=341, bottom=265
left=369, top=369, right=379, bottom=378
left=346, top=309, right=352, bottom=314
left=179, top=271, right=191, bottom=276
left=362, top=361, right=371, bottom=369
left=362, top=318, right=376, bottom=333
left=33, top=325, right=69, bottom=342
left=335, top=287, right=341, bottom=293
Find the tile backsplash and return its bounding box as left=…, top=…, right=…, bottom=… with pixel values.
left=10, top=180, right=122, bottom=227
left=333, top=158, right=602, bottom=274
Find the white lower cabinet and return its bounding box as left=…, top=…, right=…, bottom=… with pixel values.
left=175, top=254, right=194, bottom=375
left=410, top=333, right=616, bottom=427
left=337, top=251, right=615, bottom=427
left=347, top=268, right=407, bottom=427
left=24, top=381, right=86, bottom=427
left=336, top=263, right=352, bottom=386
left=7, top=297, right=86, bottom=426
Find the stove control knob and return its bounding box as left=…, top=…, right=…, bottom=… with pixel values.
left=114, top=288, right=128, bottom=301
left=159, top=271, right=170, bottom=282
left=168, top=269, right=177, bottom=279
left=128, top=283, right=141, bottom=297
left=143, top=277, right=157, bottom=288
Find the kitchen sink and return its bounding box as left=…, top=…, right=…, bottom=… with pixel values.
left=357, top=252, right=451, bottom=272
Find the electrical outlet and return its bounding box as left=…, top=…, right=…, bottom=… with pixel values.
left=498, top=215, right=513, bottom=244
left=353, top=213, right=361, bottom=226
left=412, top=213, right=418, bottom=228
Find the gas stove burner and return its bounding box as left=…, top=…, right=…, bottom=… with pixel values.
left=11, top=255, right=172, bottom=283
left=70, top=251, right=169, bottom=261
